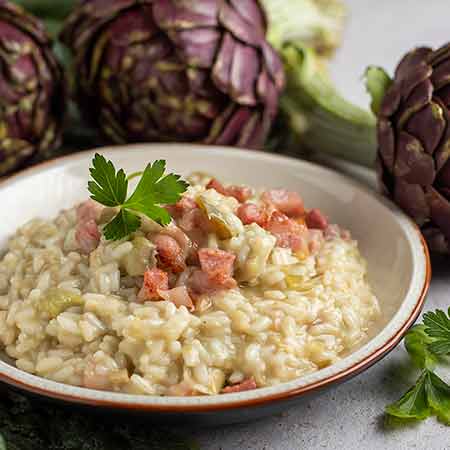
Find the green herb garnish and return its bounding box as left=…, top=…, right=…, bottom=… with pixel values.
left=423, top=309, right=450, bottom=355
left=386, top=308, right=450, bottom=424
left=88, top=154, right=188, bottom=240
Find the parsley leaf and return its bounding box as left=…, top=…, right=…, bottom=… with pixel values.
left=423, top=308, right=450, bottom=355
left=426, top=371, right=450, bottom=425
left=103, top=210, right=141, bottom=241
left=386, top=308, right=450, bottom=425
left=88, top=154, right=128, bottom=207
left=405, top=325, right=438, bottom=370
left=385, top=371, right=431, bottom=421
left=88, top=154, right=188, bottom=241
left=125, top=160, right=187, bottom=226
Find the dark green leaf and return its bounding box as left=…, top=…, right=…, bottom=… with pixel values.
left=88, top=154, right=128, bottom=207
left=126, top=160, right=166, bottom=205
left=385, top=371, right=431, bottom=421
left=405, top=324, right=438, bottom=370
left=154, top=174, right=190, bottom=204
left=87, top=155, right=188, bottom=241
left=126, top=160, right=187, bottom=207
left=103, top=210, right=141, bottom=241
left=129, top=204, right=172, bottom=227
left=124, top=160, right=187, bottom=227
left=425, top=371, right=450, bottom=424
left=424, top=308, right=450, bottom=355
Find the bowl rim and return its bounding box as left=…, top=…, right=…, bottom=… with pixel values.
left=0, top=144, right=431, bottom=412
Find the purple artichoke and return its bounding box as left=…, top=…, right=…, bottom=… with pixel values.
left=0, top=0, right=66, bottom=175
left=60, top=0, right=285, bottom=149
left=373, top=43, right=450, bottom=253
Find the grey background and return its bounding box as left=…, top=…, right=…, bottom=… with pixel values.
left=193, top=1, right=450, bottom=449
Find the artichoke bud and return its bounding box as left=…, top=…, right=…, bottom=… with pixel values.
left=372, top=43, right=450, bottom=254
left=61, top=0, right=285, bottom=149
left=0, top=1, right=66, bottom=176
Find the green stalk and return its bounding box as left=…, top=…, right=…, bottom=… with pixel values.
left=262, top=0, right=347, bottom=58
left=280, top=44, right=377, bottom=167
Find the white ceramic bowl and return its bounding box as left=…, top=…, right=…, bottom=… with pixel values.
left=0, top=144, right=430, bottom=424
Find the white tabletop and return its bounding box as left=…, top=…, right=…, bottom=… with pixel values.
left=193, top=1, right=450, bottom=448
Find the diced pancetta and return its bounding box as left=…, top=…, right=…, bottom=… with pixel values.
left=263, top=211, right=308, bottom=253
left=221, top=377, right=257, bottom=394
left=236, top=203, right=267, bottom=226
left=261, top=189, right=304, bottom=217
left=177, top=208, right=210, bottom=234
left=188, top=249, right=237, bottom=296
left=153, top=233, right=186, bottom=273
left=225, top=185, right=253, bottom=203
left=165, top=196, right=198, bottom=219
left=77, top=199, right=103, bottom=223
left=75, top=219, right=101, bottom=254
left=188, top=270, right=237, bottom=297
left=198, top=248, right=236, bottom=284
left=138, top=268, right=169, bottom=301
left=206, top=178, right=228, bottom=196
left=305, top=208, right=328, bottom=230
left=207, top=178, right=253, bottom=203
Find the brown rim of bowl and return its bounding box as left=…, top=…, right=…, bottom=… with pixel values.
left=0, top=147, right=432, bottom=412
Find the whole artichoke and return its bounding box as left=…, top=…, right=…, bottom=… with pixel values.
left=371, top=43, right=450, bottom=253
left=0, top=0, right=65, bottom=175
left=60, top=0, right=285, bottom=149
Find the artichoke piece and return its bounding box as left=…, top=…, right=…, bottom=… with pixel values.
left=285, top=274, right=319, bottom=292
left=39, top=288, right=84, bottom=318
left=197, top=190, right=244, bottom=240
left=121, top=236, right=156, bottom=277
left=226, top=223, right=276, bottom=283
left=366, top=43, right=450, bottom=254
left=60, top=0, right=284, bottom=150
left=0, top=1, right=66, bottom=176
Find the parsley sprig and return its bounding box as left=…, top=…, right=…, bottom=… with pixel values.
left=386, top=308, right=450, bottom=424
left=88, top=154, right=188, bottom=240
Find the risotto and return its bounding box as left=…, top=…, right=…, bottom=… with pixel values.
left=0, top=173, right=380, bottom=396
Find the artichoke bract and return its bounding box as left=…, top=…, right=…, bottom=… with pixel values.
left=60, top=0, right=285, bottom=149
left=0, top=0, right=65, bottom=175
left=368, top=43, right=450, bottom=253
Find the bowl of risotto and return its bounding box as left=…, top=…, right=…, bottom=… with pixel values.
left=0, top=144, right=430, bottom=424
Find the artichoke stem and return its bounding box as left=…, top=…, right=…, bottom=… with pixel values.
left=280, top=44, right=377, bottom=168
left=364, top=66, right=393, bottom=116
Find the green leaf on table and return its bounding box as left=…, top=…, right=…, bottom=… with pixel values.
left=88, top=154, right=188, bottom=240
left=405, top=324, right=438, bottom=370
left=385, top=371, right=431, bottom=421
left=423, top=308, right=450, bottom=355
left=425, top=370, right=450, bottom=425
